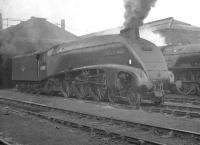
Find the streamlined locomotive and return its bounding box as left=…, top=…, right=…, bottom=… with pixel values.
left=12, top=28, right=174, bottom=105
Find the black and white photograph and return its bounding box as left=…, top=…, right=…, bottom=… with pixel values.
left=0, top=0, right=200, bottom=144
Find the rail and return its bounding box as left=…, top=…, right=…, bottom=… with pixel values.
left=0, top=97, right=199, bottom=145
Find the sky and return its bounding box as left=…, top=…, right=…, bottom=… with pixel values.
left=0, top=0, right=200, bottom=35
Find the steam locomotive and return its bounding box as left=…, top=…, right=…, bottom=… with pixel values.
left=163, top=43, right=200, bottom=96
left=12, top=28, right=174, bottom=105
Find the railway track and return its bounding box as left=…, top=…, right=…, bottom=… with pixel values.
left=0, top=139, right=12, bottom=145
left=39, top=92, right=200, bottom=119
left=0, top=97, right=199, bottom=145
left=85, top=95, right=200, bottom=119
left=142, top=103, right=200, bottom=119
left=4, top=90, right=200, bottom=120
left=7, top=89, right=200, bottom=119
left=42, top=95, right=200, bottom=119
left=2, top=89, right=200, bottom=120
left=165, top=96, right=200, bottom=105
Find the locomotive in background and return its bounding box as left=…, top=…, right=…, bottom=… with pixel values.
left=12, top=27, right=174, bottom=106
left=162, top=43, right=200, bottom=96
left=139, top=17, right=200, bottom=97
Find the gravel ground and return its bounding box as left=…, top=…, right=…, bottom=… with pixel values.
left=0, top=105, right=131, bottom=145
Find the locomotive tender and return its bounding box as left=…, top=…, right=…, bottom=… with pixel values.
left=12, top=28, right=174, bottom=105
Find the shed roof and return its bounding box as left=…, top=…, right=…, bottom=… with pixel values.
left=0, top=17, right=78, bottom=56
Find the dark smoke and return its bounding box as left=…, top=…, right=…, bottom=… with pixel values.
left=124, top=0, right=157, bottom=29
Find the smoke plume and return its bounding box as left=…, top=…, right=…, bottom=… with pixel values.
left=140, top=28, right=166, bottom=46
left=124, top=0, right=157, bottom=29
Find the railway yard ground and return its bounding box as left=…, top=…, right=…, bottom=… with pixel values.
left=1, top=89, right=200, bottom=145
left=0, top=104, right=129, bottom=145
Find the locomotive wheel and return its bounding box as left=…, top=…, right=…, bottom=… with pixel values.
left=43, top=80, right=53, bottom=94
left=176, top=80, right=196, bottom=95
left=72, top=83, right=84, bottom=99
left=88, top=85, right=101, bottom=101
left=79, top=84, right=89, bottom=98
left=61, top=80, right=72, bottom=98
left=107, top=88, right=118, bottom=104
left=35, top=84, right=41, bottom=94
left=127, top=89, right=141, bottom=106
left=20, top=84, right=26, bottom=92
left=96, top=86, right=107, bottom=101
left=16, top=84, right=22, bottom=92
left=154, top=96, right=164, bottom=105
left=28, top=83, right=36, bottom=94
left=25, top=84, right=31, bottom=93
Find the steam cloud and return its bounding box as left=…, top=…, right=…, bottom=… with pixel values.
left=0, top=30, right=18, bottom=56
left=124, top=0, right=157, bottom=28
left=140, top=28, right=166, bottom=46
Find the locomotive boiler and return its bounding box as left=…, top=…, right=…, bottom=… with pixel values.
left=163, top=43, right=200, bottom=96
left=12, top=28, right=174, bottom=105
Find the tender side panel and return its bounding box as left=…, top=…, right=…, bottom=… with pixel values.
left=12, top=55, right=39, bottom=81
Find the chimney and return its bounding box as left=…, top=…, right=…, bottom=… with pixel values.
left=0, top=13, right=2, bottom=30
left=61, top=19, right=65, bottom=30
left=120, top=27, right=139, bottom=40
